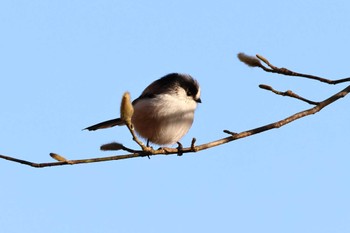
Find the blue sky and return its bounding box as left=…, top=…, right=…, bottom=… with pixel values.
left=1, top=1, right=350, bottom=232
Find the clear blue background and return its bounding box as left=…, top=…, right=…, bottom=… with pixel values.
left=1, top=1, right=349, bottom=232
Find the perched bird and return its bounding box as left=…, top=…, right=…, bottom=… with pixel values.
left=84, top=73, right=201, bottom=145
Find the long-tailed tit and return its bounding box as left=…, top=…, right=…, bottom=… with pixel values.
left=84, top=73, right=201, bottom=145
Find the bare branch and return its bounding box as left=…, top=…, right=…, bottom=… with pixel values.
left=1, top=54, right=350, bottom=168
left=1, top=84, right=349, bottom=168
left=238, top=53, right=350, bottom=84
left=259, top=84, right=320, bottom=105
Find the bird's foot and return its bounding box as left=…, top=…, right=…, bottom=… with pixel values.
left=176, top=142, right=183, bottom=156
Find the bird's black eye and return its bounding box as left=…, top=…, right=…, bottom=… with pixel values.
left=186, top=87, right=197, bottom=97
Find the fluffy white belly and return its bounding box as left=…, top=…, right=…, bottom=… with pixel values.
left=131, top=94, right=197, bottom=145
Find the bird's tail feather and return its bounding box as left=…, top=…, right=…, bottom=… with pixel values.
left=84, top=118, right=124, bottom=131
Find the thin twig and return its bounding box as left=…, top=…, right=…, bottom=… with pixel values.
left=125, top=123, right=153, bottom=153
left=259, top=84, right=320, bottom=105
left=255, top=54, right=350, bottom=84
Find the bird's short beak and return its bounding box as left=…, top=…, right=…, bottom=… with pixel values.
left=196, top=98, right=202, bottom=103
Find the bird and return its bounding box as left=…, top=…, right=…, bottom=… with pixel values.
left=84, top=73, right=201, bottom=145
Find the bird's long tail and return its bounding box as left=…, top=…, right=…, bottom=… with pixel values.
left=84, top=118, right=124, bottom=131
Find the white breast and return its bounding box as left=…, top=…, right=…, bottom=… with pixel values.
left=131, top=93, right=198, bottom=145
